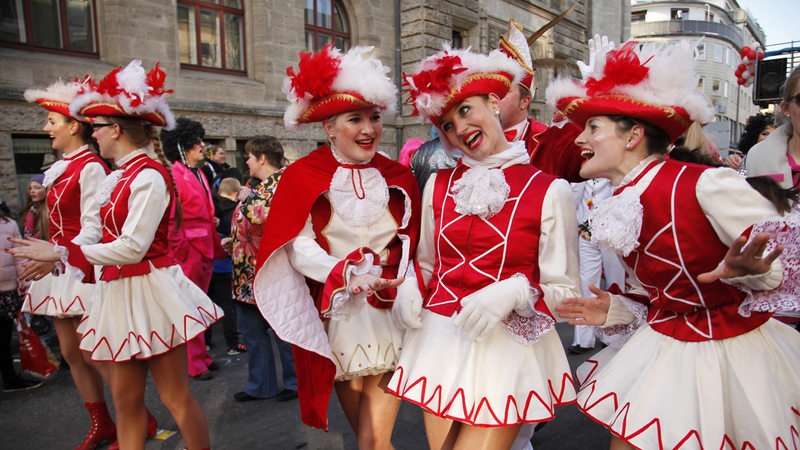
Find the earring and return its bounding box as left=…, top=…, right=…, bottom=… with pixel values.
left=495, top=110, right=500, bottom=116
left=625, top=143, right=631, bottom=149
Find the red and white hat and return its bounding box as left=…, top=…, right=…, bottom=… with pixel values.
left=404, top=45, right=522, bottom=126
left=283, top=45, right=397, bottom=129
left=24, top=78, right=87, bottom=121
left=69, top=60, right=175, bottom=129
left=546, top=37, right=714, bottom=143
left=498, top=18, right=535, bottom=95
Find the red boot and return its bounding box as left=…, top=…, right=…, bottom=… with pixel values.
left=146, top=409, right=158, bottom=438
left=74, top=402, right=116, bottom=450
left=108, top=409, right=157, bottom=450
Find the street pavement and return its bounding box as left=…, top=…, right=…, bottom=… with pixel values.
left=1, top=323, right=610, bottom=450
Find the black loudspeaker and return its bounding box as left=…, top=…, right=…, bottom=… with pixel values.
left=755, top=58, right=788, bottom=103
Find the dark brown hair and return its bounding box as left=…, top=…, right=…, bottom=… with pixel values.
left=610, top=115, right=671, bottom=155
left=244, top=136, right=287, bottom=169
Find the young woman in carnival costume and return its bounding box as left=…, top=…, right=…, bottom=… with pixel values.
left=387, top=45, right=582, bottom=450
left=11, top=60, right=222, bottom=450
left=548, top=36, right=800, bottom=449
left=21, top=79, right=119, bottom=449
left=253, top=45, right=420, bottom=447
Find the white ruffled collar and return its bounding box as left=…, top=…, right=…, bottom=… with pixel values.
left=451, top=142, right=529, bottom=219
left=591, top=155, right=664, bottom=256
left=329, top=165, right=389, bottom=227
left=42, top=145, right=90, bottom=188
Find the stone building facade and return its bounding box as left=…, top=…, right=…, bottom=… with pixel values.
left=0, top=0, right=597, bottom=216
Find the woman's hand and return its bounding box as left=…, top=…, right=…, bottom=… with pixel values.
left=555, top=284, right=612, bottom=326
left=348, top=273, right=403, bottom=296
left=697, top=232, right=782, bottom=283
left=18, top=260, right=57, bottom=282
left=6, top=237, right=61, bottom=263
left=237, top=186, right=252, bottom=202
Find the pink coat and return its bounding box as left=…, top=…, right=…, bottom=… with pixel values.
left=168, top=162, right=221, bottom=291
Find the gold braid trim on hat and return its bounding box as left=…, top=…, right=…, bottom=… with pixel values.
left=561, top=94, right=691, bottom=126
left=37, top=100, right=70, bottom=109
left=301, top=93, right=373, bottom=122
left=81, top=102, right=166, bottom=124
left=441, top=72, right=513, bottom=110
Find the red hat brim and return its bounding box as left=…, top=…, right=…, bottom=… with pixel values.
left=298, top=92, right=376, bottom=124
left=431, top=71, right=514, bottom=125
left=36, top=99, right=82, bottom=121
left=557, top=94, right=692, bottom=143
left=78, top=102, right=169, bottom=127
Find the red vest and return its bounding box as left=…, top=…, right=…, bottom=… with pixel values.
left=625, top=159, right=771, bottom=341
left=99, top=154, right=175, bottom=281
left=47, top=149, right=110, bottom=245
left=424, top=163, right=555, bottom=316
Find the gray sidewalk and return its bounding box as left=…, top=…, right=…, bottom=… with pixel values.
left=0, top=323, right=608, bottom=449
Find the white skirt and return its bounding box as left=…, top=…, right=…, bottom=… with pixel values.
left=575, top=321, right=800, bottom=449
left=78, top=264, right=223, bottom=362
left=327, top=303, right=403, bottom=381
left=22, top=272, right=95, bottom=317
left=387, top=310, right=576, bottom=427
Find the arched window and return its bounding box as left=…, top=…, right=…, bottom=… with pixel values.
left=304, top=0, right=350, bottom=51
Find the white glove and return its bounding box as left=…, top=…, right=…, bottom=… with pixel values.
left=577, top=34, right=615, bottom=80
left=391, top=277, right=424, bottom=329
left=453, top=276, right=534, bottom=341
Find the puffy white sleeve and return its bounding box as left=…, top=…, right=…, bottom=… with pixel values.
left=80, top=169, right=170, bottom=266
left=286, top=216, right=340, bottom=283
left=697, top=167, right=783, bottom=290
left=73, top=161, right=107, bottom=245
left=537, top=178, right=582, bottom=318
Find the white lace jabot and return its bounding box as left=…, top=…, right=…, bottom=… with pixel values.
left=452, top=142, right=529, bottom=219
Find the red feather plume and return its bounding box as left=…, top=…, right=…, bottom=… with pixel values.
left=585, top=41, right=650, bottom=96
left=403, top=53, right=467, bottom=115
left=146, top=62, right=173, bottom=96
left=96, top=67, right=122, bottom=97
left=287, top=44, right=341, bottom=100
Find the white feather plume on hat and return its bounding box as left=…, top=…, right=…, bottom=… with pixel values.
left=283, top=45, right=397, bottom=129
left=546, top=37, right=714, bottom=125
left=404, top=44, right=523, bottom=124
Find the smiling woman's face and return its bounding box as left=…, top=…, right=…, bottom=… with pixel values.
left=324, top=107, right=383, bottom=164
left=574, top=115, right=632, bottom=183
left=438, top=93, right=507, bottom=161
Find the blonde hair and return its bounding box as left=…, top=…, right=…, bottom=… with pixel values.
left=218, top=177, right=241, bottom=197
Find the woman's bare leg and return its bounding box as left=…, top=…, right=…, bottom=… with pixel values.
left=453, top=423, right=520, bottom=450
left=334, top=373, right=401, bottom=449
left=356, top=373, right=400, bottom=449
left=148, top=345, right=210, bottom=450
left=424, top=411, right=459, bottom=450
left=107, top=359, right=148, bottom=450
left=55, top=317, right=104, bottom=401
left=335, top=376, right=363, bottom=433
left=610, top=435, right=634, bottom=450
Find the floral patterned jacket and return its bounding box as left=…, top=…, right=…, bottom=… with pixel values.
left=231, top=169, right=283, bottom=304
